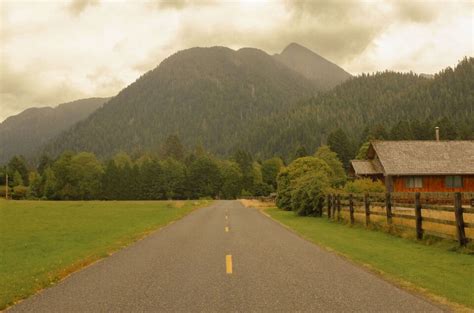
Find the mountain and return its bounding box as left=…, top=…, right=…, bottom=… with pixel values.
left=38, top=45, right=472, bottom=163
left=0, top=97, right=109, bottom=163
left=240, top=57, right=474, bottom=159
left=44, top=46, right=321, bottom=158
left=273, top=42, right=352, bottom=90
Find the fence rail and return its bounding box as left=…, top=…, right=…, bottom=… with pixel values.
left=325, top=192, right=473, bottom=247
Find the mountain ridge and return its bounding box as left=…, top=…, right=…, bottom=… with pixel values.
left=44, top=44, right=348, bottom=158
left=273, top=42, right=352, bottom=90
left=0, top=97, right=110, bottom=163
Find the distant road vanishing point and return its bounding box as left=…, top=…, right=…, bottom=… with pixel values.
left=10, top=201, right=443, bottom=312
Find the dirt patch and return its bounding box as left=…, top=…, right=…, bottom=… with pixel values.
left=239, top=199, right=275, bottom=209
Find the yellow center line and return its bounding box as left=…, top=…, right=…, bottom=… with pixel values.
left=226, top=255, right=233, bottom=274
left=225, top=226, right=229, bottom=232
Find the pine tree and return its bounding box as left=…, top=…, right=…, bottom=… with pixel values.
left=37, top=154, right=52, bottom=175
left=314, top=145, right=346, bottom=186
left=389, top=121, right=412, bottom=140
left=233, top=150, right=254, bottom=193
left=28, top=171, right=43, bottom=198
left=219, top=160, right=243, bottom=199
left=294, top=145, right=309, bottom=159
left=370, top=124, right=388, bottom=140
left=355, top=142, right=370, bottom=160
left=261, top=157, right=284, bottom=189
left=8, top=156, right=29, bottom=186
left=161, top=135, right=185, bottom=161
left=12, top=171, right=23, bottom=187
left=327, top=128, right=353, bottom=169
left=160, top=158, right=186, bottom=199
left=437, top=117, right=458, bottom=140
left=187, top=156, right=221, bottom=198
left=102, top=160, right=120, bottom=200
left=140, top=160, right=164, bottom=200
left=43, top=167, right=57, bottom=199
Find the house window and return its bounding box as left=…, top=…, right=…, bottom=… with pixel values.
left=445, top=176, right=463, bottom=188
left=405, top=176, right=423, bottom=188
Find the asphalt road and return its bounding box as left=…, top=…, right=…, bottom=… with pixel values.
left=10, top=201, right=444, bottom=312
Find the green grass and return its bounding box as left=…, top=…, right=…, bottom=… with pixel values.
left=266, top=207, right=474, bottom=309
left=0, top=199, right=210, bottom=309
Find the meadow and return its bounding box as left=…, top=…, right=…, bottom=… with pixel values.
left=0, top=199, right=209, bottom=309
left=265, top=206, right=474, bottom=310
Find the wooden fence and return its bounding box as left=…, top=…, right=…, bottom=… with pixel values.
left=324, top=192, right=474, bottom=247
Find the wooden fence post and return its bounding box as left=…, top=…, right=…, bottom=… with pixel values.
left=454, top=192, right=467, bottom=247
left=327, top=194, right=332, bottom=218
left=336, top=194, right=341, bottom=221
left=349, top=193, right=355, bottom=225
left=385, top=192, right=392, bottom=225
left=415, top=192, right=423, bottom=240
left=364, top=193, right=370, bottom=227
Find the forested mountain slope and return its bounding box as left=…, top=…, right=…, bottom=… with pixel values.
left=44, top=46, right=320, bottom=158
left=39, top=46, right=472, bottom=162
left=0, top=97, right=109, bottom=163
left=241, top=57, right=474, bottom=159
left=274, top=43, right=352, bottom=90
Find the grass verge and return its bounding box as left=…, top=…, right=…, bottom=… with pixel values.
left=0, top=199, right=210, bottom=309
left=265, top=207, right=474, bottom=310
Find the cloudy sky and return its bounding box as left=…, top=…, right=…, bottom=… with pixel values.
left=0, top=0, right=473, bottom=122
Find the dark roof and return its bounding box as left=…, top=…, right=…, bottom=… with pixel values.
left=365, top=140, right=474, bottom=175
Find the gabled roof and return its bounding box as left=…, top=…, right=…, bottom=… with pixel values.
left=350, top=160, right=383, bottom=175
left=367, top=140, right=474, bottom=175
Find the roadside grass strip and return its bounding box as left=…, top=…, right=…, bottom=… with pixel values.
left=0, top=199, right=209, bottom=310
left=266, top=207, right=474, bottom=309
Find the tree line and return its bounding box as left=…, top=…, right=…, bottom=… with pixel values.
left=0, top=136, right=284, bottom=200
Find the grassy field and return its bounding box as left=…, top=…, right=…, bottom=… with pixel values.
left=266, top=207, right=474, bottom=309
left=0, top=199, right=209, bottom=309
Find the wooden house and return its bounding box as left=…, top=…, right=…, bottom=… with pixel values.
left=350, top=141, right=474, bottom=192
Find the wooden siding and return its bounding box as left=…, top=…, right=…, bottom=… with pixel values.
left=393, top=175, right=474, bottom=192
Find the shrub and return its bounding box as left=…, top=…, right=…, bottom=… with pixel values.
left=344, top=178, right=385, bottom=194
left=240, top=189, right=253, bottom=197
left=276, top=156, right=332, bottom=215
left=12, top=185, right=29, bottom=200
left=253, top=182, right=273, bottom=197
left=314, top=145, right=347, bottom=187
left=290, top=172, right=329, bottom=216
left=287, top=157, right=333, bottom=183
left=0, top=185, right=11, bottom=198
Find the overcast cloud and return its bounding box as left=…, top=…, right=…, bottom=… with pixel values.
left=0, top=0, right=472, bottom=122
